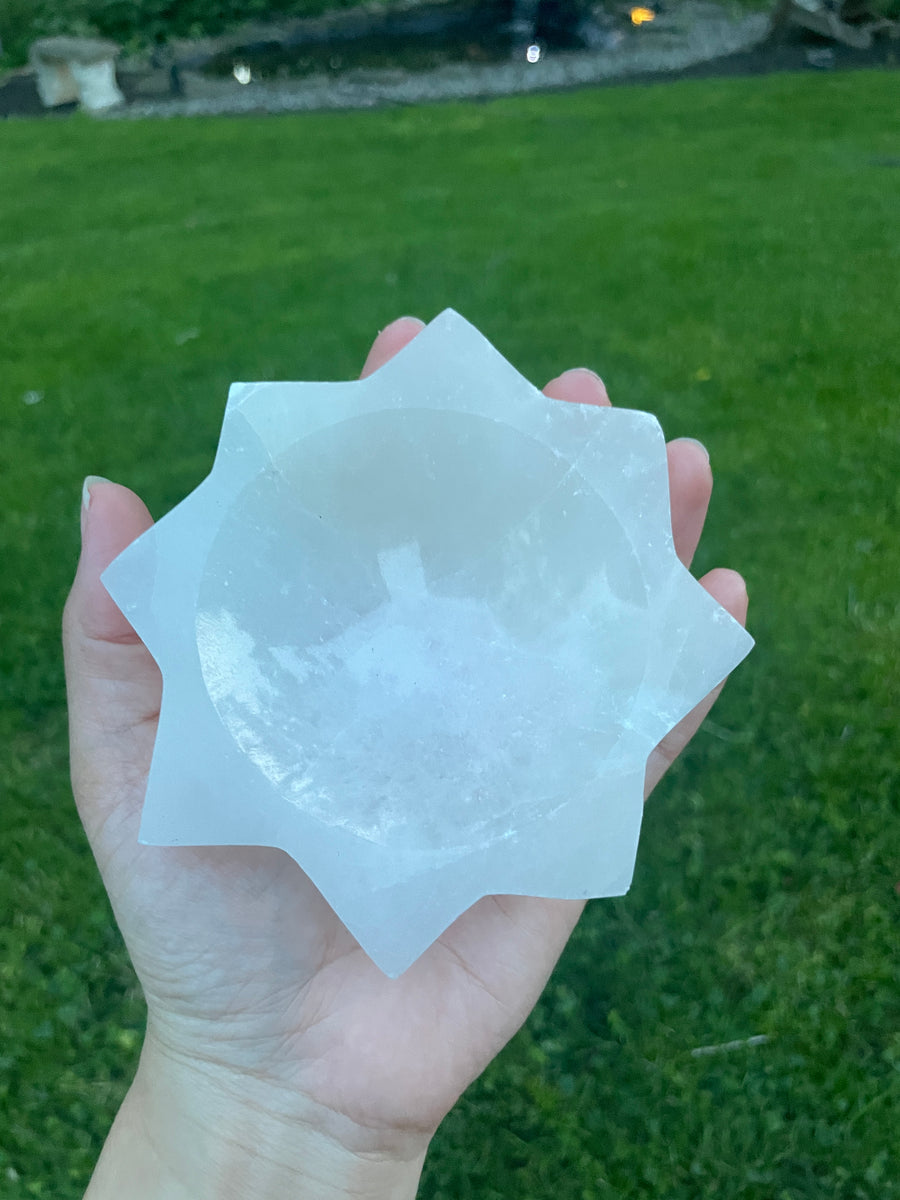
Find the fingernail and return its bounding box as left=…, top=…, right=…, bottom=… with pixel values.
left=679, top=437, right=710, bottom=462
left=82, top=475, right=110, bottom=512
left=81, top=475, right=110, bottom=538
left=559, top=366, right=602, bottom=382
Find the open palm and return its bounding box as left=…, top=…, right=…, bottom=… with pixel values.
left=64, top=318, right=748, bottom=1182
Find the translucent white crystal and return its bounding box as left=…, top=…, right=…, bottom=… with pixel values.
left=102, top=309, right=753, bottom=976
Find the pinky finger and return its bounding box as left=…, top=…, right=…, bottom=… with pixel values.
left=644, top=568, right=749, bottom=798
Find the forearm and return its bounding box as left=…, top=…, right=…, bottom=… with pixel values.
left=85, top=1047, right=427, bottom=1200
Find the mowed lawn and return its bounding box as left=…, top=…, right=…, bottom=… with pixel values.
left=1, top=69, right=898, bottom=1198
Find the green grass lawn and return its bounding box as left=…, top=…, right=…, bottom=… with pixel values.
left=1, top=70, right=898, bottom=1198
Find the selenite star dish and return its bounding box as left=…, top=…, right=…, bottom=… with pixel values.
left=102, top=309, right=753, bottom=977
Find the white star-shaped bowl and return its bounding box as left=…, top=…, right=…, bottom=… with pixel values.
left=103, top=310, right=753, bottom=976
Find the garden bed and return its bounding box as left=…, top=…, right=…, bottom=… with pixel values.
left=1, top=0, right=897, bottom=119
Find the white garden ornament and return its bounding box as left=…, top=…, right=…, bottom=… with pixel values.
left=30, top=37, right=125, bottom=112
left=103, top=310, right=753, bottom=976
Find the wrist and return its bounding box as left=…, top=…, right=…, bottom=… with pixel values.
left=86, top=1039, right=429, bottom=1200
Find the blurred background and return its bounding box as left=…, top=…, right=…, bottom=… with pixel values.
left=1, top=1, right=898, bottom=1196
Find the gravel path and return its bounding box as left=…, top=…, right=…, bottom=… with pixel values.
left=110, top=2, right=770, bottom=120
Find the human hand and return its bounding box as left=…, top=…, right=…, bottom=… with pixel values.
left=63, top=317, right=748, bottom=1200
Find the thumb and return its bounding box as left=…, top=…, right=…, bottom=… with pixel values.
left=63, top=477, right=161, bottom=842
